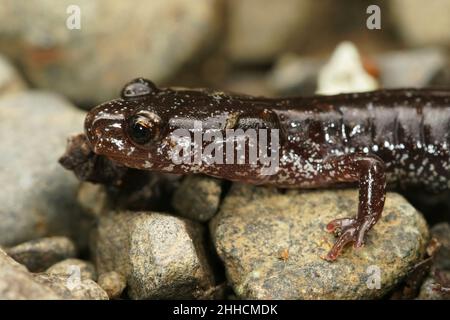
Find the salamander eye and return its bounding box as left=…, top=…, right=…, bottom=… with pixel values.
left=121, top=78, right=157, bottom=99
left=126, top=113, right=161, bottom=145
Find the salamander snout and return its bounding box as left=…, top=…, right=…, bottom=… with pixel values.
left=84, top=100, right=130, bottom=157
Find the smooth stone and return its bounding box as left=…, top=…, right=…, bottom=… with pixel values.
left=97, top=271, right=126, bottom=299
left=172, top=175, right=222, bottom=222
left=211, top=184, right=429, bottom=299
left=0, top=91, right=90, bottom=248
left=95, top=211, right=215, bottom=299
left=0, top=0, right=220, bottom=104
left=0, top=248, right=60, bottom=299
left=5, top=236, right=76, bottom=272
left=46, top=258, right=97, bottom=281
left=0, top=54, right=26, bottom=96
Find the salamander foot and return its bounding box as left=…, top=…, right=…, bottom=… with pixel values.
left=324, top=217, right=370, bottom=261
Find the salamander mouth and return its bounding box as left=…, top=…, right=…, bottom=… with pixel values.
left=103, top=153, right=163, bottom=170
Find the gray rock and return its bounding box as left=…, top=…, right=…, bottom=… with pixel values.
left=77, top=182, right=110, bottom=218
left=5, top=236, right=76, bottom=272
left=211, top=184, right=429, bottom=299
left=172, top=175, right=222, bottom=222
left=46, top=258, right=97, bottom=281
left=33, top=273, right=108, bottom=300
left=225, top=0, right=315, bottom=63
left=0, top=248, right=60, bottom=299
left=97, top=271, right=126, bottom=299
left=375, top=48, right=449, bottom=88
left=417, top=272, right=450, bottom=300
left=0, top=0, right=220, bottom=104
left=0, top=91, right=91, bottom=248
left=95, top=211, right=215, bottom=299
left=267, top=53, right=320, bottom=96
left=0, top=54, right=26, bottom=96
left=430, top=223, right=450, bottom=270
left=390, top=0, right=450, bottom=47
left=410, top=223, right=450, bottom=300
left=1, top=245, right=106, bottom=300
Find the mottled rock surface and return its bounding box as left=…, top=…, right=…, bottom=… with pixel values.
left=417, top=272, right=450, bottom=300
left=97, top=271, right=126, bottom=299
left=430, top=223, right=450, bottom=270
left=46, top=258, right=97, bottom=281
left=172, top=175, right=222, bottom=222
left=0, top=0, right=220, bottom=104
left=416, top=223, right=450, bottom=300
left=5, top=237, right=76, bottom=272
left=33, top=273, right=108, bottom=300
left=0, top=91, right=91, bottom=248
left=95, top=211, right=215, bottom=299
left=211, top=184, right=429, bottom=299
left=0, top=248, right=60, bottom=299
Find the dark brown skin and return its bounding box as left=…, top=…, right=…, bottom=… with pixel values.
left=84, top=78, right=450, bottom=261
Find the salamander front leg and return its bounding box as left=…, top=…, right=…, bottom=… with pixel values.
left=323, top=154, right=386, bottom=261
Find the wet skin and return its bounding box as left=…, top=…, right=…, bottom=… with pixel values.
left=85, top=78, right=450, bottom=261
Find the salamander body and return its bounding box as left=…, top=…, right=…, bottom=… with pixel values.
left=84, top=78, right=450, bottom=260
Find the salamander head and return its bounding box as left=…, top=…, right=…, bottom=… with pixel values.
left=85, top=78, right=172, bottom=170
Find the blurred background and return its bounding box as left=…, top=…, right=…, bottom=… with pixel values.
left=0, top=0, right=449, bottom=107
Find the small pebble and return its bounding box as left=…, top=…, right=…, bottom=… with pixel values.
left=172, top=175, right=222, bottom=222
left=46, top=258, right=97, bottom=281
left=97, top=271, right=126, bottom=299
left=6, top=237, right=77, bottom=272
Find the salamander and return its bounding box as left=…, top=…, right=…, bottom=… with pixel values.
left=84, top=78, right=450, bottom=261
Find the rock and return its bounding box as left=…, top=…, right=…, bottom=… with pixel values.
left=33, top=273, right=108, bottom=300
left=0, top=0, right=220, bottom=104
left=417, top=271, right=450, bottom=300
left=0, top=91, right=91, bottom=248
left=390, top=0, right=450, bottom=47
left=316, top=42, right=379, bottom=95
left=0, top=248, right=60, bottom=299
left=211, top=184, right=429, bottom=299
left=5, top=237, right=76, bottom=272
left=77, top=182, right=110, bottom=218
left=97, top=271, right=126, bottom=299
left=375, top=48, right=450, bottom=88
left=46, top=258, right=97, bottom=281
left=95, top=211, right=215, bottom=299
left=1, top=247, right=105, bottom=299
left=0, top=54, right=26, bottom=96
left=222, top=72, right=275, bottom=97
left=430, top=223, right=450, bottom=270
left=172, top=175, right=222, bottom=222
left=267, top=53, right=321, bottom=96
left=225, top=0, right=314, bottom=63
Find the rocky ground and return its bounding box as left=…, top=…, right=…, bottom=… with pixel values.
left=0, top=0, right=449, bottom=300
